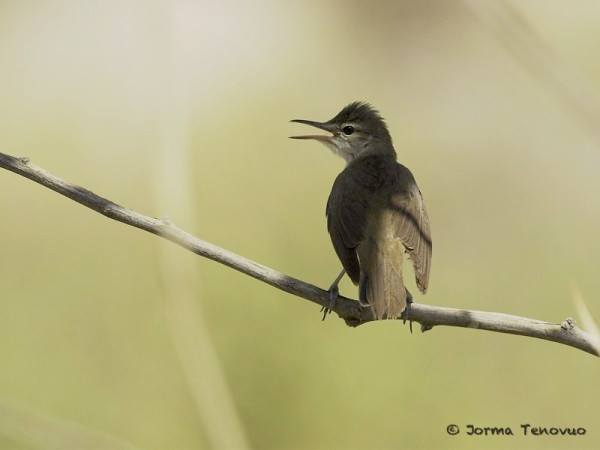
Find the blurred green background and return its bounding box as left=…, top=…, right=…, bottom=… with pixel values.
left=1, top=1, right=599, bottom=449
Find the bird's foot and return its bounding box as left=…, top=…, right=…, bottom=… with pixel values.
left=402, top=289, right=414, bottom=333
left=320, top=285, right=339, bottom=321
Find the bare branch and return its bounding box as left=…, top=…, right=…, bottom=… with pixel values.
left=1, top=152, right=599, bottom=357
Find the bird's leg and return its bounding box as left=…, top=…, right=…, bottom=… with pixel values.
left=402, top=288, right=414, bottom=333
left=321, top=269, right=345, bottom=321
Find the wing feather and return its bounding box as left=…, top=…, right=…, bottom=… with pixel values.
left=389, top=165, right=432, bottom=293
left=326, top=171, right=369, bottom=284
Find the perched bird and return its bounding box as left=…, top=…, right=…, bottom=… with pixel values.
left=290, top=102, right=432, bottom=320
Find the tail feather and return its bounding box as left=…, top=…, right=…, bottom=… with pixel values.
left=358, top=239, right=406, bottom=320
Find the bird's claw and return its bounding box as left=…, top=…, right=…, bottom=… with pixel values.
left=321, top=285, right=339, bottom=321
left=402, top=289, right=414, bottom=333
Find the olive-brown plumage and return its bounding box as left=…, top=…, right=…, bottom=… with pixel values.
left=291, top=102, right=432, bottom=319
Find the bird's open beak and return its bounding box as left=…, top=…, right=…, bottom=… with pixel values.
left=289, top=119, right=336, bottom=141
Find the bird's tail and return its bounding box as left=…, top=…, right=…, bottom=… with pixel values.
left=358, top=239, right=407, bottom=320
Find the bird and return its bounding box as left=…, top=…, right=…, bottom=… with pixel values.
left=290, top=102, right=432, bottom=320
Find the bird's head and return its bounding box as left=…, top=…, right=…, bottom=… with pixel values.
left=290, top=101, right=394, bottom=164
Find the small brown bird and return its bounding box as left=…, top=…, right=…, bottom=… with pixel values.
left=290, top=102, right=432, bottom=320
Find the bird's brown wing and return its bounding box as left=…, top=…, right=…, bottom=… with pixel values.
left=326, top=169, right=370, bottom=284
left=389, top=165, right=432, bottom=293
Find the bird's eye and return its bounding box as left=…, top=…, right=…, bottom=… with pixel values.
left=342, top=125, right=355, bottom=136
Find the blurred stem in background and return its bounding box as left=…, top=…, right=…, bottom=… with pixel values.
left=465, top=0, right=600, bottom=142
left=150, top=4, right=250, bottom=449
left=0, top=396, right=137, bottom=449
left=572, top=283, right=600, bottom=339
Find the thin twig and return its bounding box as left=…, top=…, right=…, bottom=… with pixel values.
left=1, top=152, right=598, bottom=357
